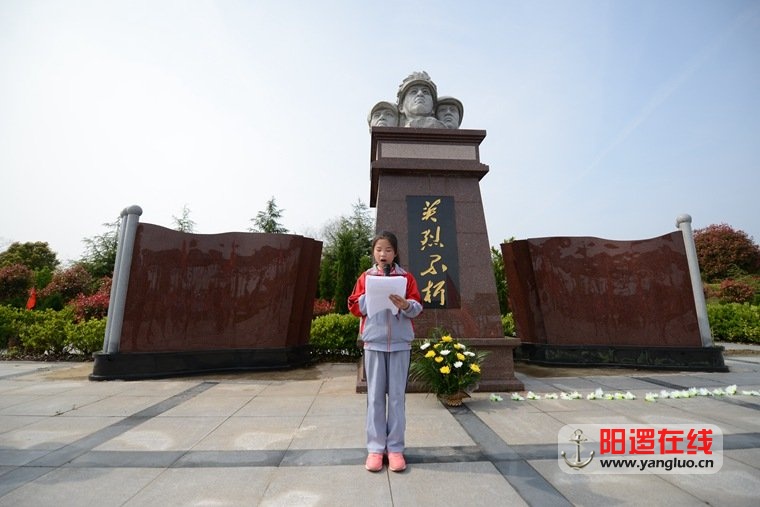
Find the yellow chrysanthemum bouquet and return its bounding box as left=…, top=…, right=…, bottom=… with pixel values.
left=409, top=331, right=488, bottom=401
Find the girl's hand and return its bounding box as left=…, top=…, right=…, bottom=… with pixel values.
left=389, top=294, right=410, bottom=311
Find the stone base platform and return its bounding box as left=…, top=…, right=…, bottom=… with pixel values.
left=90, top=346, right=312, bottom=381
left=516, top=343, right=727, bottom=372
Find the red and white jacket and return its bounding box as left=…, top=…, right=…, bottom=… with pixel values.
left=347, top=264, right=423, bottom=352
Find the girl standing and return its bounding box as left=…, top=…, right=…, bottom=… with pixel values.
left=348, top=231, right=423, bottom=473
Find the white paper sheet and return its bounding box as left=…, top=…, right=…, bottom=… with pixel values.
left=365, top=275, right=408, bottom=318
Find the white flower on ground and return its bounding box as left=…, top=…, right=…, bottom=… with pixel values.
left=586, top=392, right=597, bottom=400
left=660, top=390, right=671, bottom=399
left=489, top=393, right=503, bottom=402
left=688, top=387, right=698, bottom=396
left=604, top=393, right=615, bottom=400
left=544, top=393, right=558, bottom=400
left=511, top=393, right=525, bottom=401
left=624, top=392, right=636, bottom=400
left=726, top=385, right=737, bottom=395
left=712, top=388, right=726, bottom=396
left=526, top=391, right=540, bottom=400
left=697, top=388, right=711, bottom=396
left=595, top=388, right=605, bottom=398
left=645, top=393, right=659, bottom=402
left=741, top=390, right=760, bottom=396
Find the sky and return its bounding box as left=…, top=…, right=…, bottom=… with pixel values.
left=1, top=0, right=759, bottom=264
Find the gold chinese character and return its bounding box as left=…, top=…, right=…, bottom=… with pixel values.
left=421, top=198, right=441, bottom=222
left=422, top=280, right=446, bottom=306
left=419, top=226, right=444, bottom=251
left=421, top=254, right=448, bottom=276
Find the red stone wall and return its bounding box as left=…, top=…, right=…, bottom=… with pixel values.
left=119, top=224, right=321, bottom=353
left=502, top=232, right=702, bottom=347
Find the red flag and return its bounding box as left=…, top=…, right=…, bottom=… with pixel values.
left=26, top=287, right=36, bottom=310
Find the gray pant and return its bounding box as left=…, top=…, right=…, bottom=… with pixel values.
left=364, top=349, right=410, bottom=454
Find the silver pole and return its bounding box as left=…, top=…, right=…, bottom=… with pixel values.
left=676, top=214, right=713, bottom=347
left=103, top=205, right=143, bottom=354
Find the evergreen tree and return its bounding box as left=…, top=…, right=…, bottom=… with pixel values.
left=318, top=200, right=375, bottom=312
left=172, top=204, right=196, bottom=233
left=249, top=197, right=288, bottom=233
left=80, top=219, right=119, bottom=279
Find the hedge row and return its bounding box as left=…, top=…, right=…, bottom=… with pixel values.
left=0, top=306, right=106, bottom=357
left=707, top=303, right=760, bottom=344
left=2, top=305, right=758, bottom=361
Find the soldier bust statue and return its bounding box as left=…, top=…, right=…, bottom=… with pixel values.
left=368, top=71, right=464, bottom=131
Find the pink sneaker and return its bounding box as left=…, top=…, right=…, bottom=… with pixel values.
left=365, top=453, right=383, bottom=472
left=387, top=452, right=406, bottom=472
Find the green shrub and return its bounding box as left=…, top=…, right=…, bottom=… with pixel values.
left=707, top=303, right=760, bottom=344
left=18, top=307, right=76, bottom=355
left=68, top=317, right=106, bottom=356
left=309, top=313, right=361, bottom=360
left=0, top=305, right=25, bottom=349
left=502, top=313, right=516, bottom=336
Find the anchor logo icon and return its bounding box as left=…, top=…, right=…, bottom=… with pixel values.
left=561, top=429, right=595, bottom=469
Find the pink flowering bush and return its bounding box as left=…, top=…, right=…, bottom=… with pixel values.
left=312, top=298, right=336, bottom=318
left=71, top=277, right=111, bottom=321
left=0, top=263, right=33, bottom=306
left=39, top=264, right=93, bottom=307
left=719, top=279, right=755, bottom=304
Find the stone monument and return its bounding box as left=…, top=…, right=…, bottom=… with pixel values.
left=91, top=206, right=322, bottom=380
left=502, top=217, right=726, bottom=371
left=358, top=71, right=524, bottom=392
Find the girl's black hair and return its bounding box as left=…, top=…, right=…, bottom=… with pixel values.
left=372, top=230, right=401, bottom=265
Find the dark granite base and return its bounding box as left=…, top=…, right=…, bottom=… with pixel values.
left=516, top=344, right=728, bottom=372
left=89, top=347, right=312, bottom=381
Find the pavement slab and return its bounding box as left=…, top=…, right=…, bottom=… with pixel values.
left=0, top=353, right=757, bottom=506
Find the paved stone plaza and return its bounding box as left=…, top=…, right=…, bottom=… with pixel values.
left=0, top=347, right=758, bottom=506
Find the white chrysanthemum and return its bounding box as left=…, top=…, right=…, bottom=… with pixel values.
left=660, top=390, right=670, bottom=399
left=440, top=350, right=451, bottom=356
left=726, top=384, right=737, bottom=395
left=489, top=393, right=503, bottom=402
left=464, top=351, right=475, bottom=357
left=697, top=388, right=711, bottom=396
left=526, top=391, right=540, bottom=400
left=420, top=342, right=431, bottom=350
left=624, top=392, right=636, bottom=400
left=595, top=388, right=604, bottom=397
left=511, top=393, right=525, bottom=401
left=454, top=361, right=463, bottom=368
left=712, top=388, right=726, bottom=396
left=645, top=393, right=658, bottom=402
left=544, top=393, right=558, bottom=400
left=586, top=392, right=597, bottom=400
